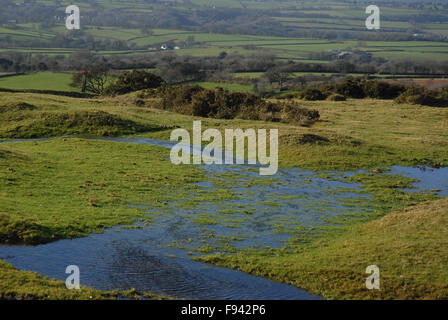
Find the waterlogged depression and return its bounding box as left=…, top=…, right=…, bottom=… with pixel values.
left=1, top=137, right=447, bottom=299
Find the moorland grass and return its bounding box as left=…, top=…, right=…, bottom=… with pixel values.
left=2, top=90, right=447, bottom=171
left=1, top=90, right=447, bottom=299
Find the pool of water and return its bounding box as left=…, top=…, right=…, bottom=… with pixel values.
left=0, top=225, right=319, bottom=300
left=1, top=137, right=447, bottom=300
left=390, top=165, right=448, bottom=197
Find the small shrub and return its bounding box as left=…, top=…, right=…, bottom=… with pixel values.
left=134, top=99, right=145, bottom=107
left=362, top=80, right=405, bottom=99
left=335, top=79, right=365, bottom=99
left=298, top=88, right=327, bottom=101
left=280, top=101, right=320, bottom=124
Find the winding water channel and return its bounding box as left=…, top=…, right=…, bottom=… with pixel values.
left=1, top=137, right=447, bottom=299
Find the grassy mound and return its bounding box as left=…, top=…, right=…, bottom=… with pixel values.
left=0, top=102, right=37, bottom=113
left=1, top=111, right=163, bottom=138
left=200, top=198, right=448, bottom=299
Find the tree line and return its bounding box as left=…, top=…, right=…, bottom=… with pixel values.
left=2, top=50, right=448, bottom=87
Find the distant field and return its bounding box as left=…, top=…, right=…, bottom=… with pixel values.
left=390, top=78, right=448, bottom=90
left=0, top=73, right=75, bottom=91
left=2, top=34, right=448, bottom=62
left=232, top=71, right=427, bottom=80
left=191, top=81, right=254, bottom=93
left=0, top=74, right=251, bottom=93
left=2, top=0, right=448, bottom=62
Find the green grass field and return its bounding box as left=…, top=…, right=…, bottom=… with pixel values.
left=3, top=31, right=447, bottom=62
left=0, top=73, right=74, bottom=91
left=0, top=72, right=436, bottom=95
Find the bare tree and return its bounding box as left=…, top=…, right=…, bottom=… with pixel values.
left=70, top=65, right=111, bottom=94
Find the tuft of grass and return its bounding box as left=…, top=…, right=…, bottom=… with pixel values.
left=0, top=102, right=36, bottom=113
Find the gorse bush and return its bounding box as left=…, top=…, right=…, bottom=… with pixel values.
left=361, top=80, right=406, bottom=99
left=335, top=79, right=366, bottom=99
left=394, top=87, right=448, bottom=107
left=297, top=88, right=328, bottom=101
left=154, top=85, right=319, bottom=124
left=106, top=70, right=165, bottom=95
left=302, top=79, right=406, bottom=101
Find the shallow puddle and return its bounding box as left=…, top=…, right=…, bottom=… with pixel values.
left=390, top=165, right=448, bottom=197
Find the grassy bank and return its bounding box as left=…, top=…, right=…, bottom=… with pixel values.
left=0, top=260, right=169, bottom=300
left=199, top=198, right=448, bottom=299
